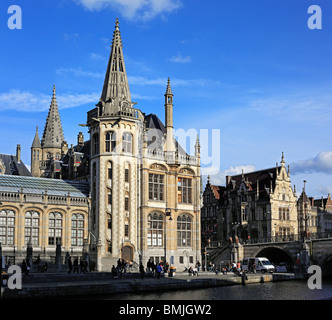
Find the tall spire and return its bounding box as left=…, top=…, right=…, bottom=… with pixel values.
left=100, top=18, right=131, bottom=112
left=41, top=85, right=65, bottom=149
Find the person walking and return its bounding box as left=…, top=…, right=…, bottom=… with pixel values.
left=139, top=262, right=145, bottom=279
left=68, top=257, right=73, bottom=273
left=73, top=257, right=79, bottom=273
left=156, top=263, right=162, bottom=279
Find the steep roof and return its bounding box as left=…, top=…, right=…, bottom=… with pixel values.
left=0, top=174, right=89, bottom=198
left=0, top=154, right=32, bottom=177
left=226, top=167, right=279, bottom=199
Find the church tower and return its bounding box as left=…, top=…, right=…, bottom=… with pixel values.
left=87, top=19, right=145, bottom=271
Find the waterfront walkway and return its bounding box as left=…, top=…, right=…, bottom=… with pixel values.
left=1, top=271, right=305, bottom=299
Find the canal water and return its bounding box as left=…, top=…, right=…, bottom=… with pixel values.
left=104, top=279, right=332, bottom=300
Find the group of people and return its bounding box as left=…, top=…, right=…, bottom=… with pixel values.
left=68, top=257, right=88, bottom=273
left=139, top=260, right=164, bottom=279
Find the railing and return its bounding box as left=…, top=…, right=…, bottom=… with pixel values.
left=146, top=149, right=197, bottom=165
left=0, top=190, right=88, bottom=207
left=87, top=104, right=145, bottom=124
left=206, top=232, right=332, bottom=248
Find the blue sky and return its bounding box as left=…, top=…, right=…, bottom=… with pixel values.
left=0, top=0, right=332, bottom=198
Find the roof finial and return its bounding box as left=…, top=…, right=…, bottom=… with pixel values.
left=115, top=18, right=119, bottom=30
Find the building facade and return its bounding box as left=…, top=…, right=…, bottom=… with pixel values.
left=0, top=19, right=201, bottom=272
left=203, top=154, right=299, bottom=246
left=86, top=19, right=201, bottom=271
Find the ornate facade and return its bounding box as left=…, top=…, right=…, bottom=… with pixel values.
left=0, top=19, right=201, bottom=271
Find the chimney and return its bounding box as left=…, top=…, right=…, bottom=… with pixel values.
left=16, top=144, right=21, bottom=163
left=78, top=132, right=84, bottom=148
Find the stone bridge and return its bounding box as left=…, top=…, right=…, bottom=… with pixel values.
left=208, top=237, right=332, bottom=276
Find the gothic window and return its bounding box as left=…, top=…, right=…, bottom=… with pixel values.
left=107, top=189, right=112, bottom=206
left=0, top=209, right=15, bottom=245
left=147, top=213, right=163, bottom=247
left=25, top=211, right=40, bottom=245
left=178, top=177, right=192, bottom=203
left=122, top=132, right=132, bottom=153
left=125, top=169, right=129, bottom=182
left=108, top=161, right=113, bottom=180
left=125, top=196, right=129, bottom=211
left=55, top=153, right=60, bottom=160
left=93, top=134, right=99, bottom=155
left=71, top=214, right=84, bottom=246
left=105, top=132, right=116, bottom=152
left=177, top=215, right=192, bottom=247
left=149, top=174, right=164, bottom=201
left=48, top=212, right=62, bottom=245
left=46, top=152, right=51, bottom=159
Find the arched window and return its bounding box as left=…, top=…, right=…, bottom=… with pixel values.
left=147, top=213, right=163, bottom=247
left=71, top=214, right=84, bottom=246
left=105, top=132, right=116, bottom=153
left=93, top=133, right=99, bottom=155
left=122, top=132, right=132, bottom=153
left=55, top=153, right=61, bottom=160
left=49, top=212, right=62, bottom=245
left=0, top=209, right=15, bottom=245
left=177, top=215, right=192, bottom=247
left=25, top=211, right=40, bottom=245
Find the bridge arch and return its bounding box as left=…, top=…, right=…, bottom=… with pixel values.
left=321, top=255, right=332, bottom=277
left=254, top=247, right=294, bottom=266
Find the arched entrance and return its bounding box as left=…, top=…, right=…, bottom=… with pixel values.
left=256, top=247, right=294, bottom=269
left=121, top=245, right=133, bottom=262
left=321, top=256, right=332, bottom=278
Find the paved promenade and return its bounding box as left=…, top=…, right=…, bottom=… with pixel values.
left=1, top=271, right=305, bottom=300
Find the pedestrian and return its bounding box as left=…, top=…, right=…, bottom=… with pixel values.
left=139, top=262, right=145, bottom=279
left=80, top=259, right=85, bottom=273
left=156, top=263, right=162, bottom=279
left=73, top=257, right=79, bottom=273
left=112, top=265, right=117, bottom=279
left=21, top=260, right=28, bottom=276
left=68, top=257, right=73, bottom=273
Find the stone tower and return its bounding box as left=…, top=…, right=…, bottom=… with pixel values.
left=87, top=18, right=145, bottom=271
left=87, top=19, right=201, bottom=271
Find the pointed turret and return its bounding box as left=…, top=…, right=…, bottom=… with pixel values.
left=31, top=126, right=42, bottom=177
left=164, top=78, right=175, bottom=152
left=31, top=126, right=41, bottom=148
left=41, top=85, right=65, bottom=149
left=100, top=18, right=132, bottom=114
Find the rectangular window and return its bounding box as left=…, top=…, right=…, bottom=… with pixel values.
left=125, top=197, right=129, bottom=211
left=178, top=177, right=192, bottom=204
left=125, top=169, right=129, bottom=182
left=125, top=225, right=129, bottom=237
left=149, top=174, right=164, bottom=201
left=179, top=256, right=184, bottom=264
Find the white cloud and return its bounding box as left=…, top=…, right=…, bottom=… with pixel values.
left=169, top=53, right=191, bottom=63
left=291, top=151, right=332, bottom=175
left=204, top=164, right=256, bottom=186
left=75, top=0, right=182, bottom=21
left=0, top=90, right=99, bottom=112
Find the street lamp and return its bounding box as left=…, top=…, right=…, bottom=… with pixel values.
left=164, top=208, right=173, bottom=267
left=303, top=180, right=307, bottom=240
